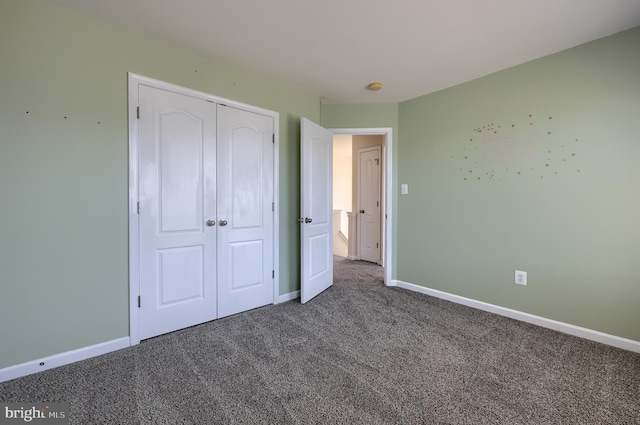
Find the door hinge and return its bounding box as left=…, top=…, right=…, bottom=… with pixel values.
left=272, top=202, right=274, bottom=212
left=376, top=243, right=379, bottom=248
left=377, top=201, right=379, bottom=207
left=137, top=201, right=140, bottom=214
left=375, top=158, right=379, bottom=165
left=136, top=106, right=140, bottom=119
left=272, top=134, right=275, bottom=144
left=138, top=296, right=141, bottom=308
left=272, top=270, right=275, bottom=279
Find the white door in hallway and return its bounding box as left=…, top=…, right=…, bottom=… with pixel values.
left=216, top=105, right=274, bottom=318
left=300, top=118, right=333, bottom=303
left=357, top=146, right=381, bottom=263
left=138, top=85, right=218, bottom=339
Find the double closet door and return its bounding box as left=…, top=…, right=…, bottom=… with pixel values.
left=137, top=85, right=274, bottom=340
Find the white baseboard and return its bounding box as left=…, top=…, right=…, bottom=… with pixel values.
left=393, top=280, right=640, bottom=354
left=277, top=290, right=300, bottom=303
left=0, top=337, right=130, bottom=383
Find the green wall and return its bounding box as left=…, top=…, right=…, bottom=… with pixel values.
left=397, top=27, right=640, bottom=341
left=0, top=0, right=319, bottom=368
left=321, top=103, right=400, bottom=277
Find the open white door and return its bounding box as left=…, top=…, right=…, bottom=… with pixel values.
left=300, top=118, right=333, bottom=303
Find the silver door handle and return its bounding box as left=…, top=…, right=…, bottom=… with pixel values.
left=305, top=217, right=312, bottom=223
left=219, top=220, right=228, bottom=226
left=206, top=219, right=216, bottom=227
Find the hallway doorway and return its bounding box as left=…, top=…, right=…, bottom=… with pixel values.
left=330, top=127, right=393, bottom=287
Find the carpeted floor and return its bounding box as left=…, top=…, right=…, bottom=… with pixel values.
left=1, top=257, right=639, bottom=424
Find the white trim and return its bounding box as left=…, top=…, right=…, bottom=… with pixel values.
left=0, top=337, right=130, bottom=383
left=272, top=117, right=280, bottom=307
left=330, top=128, right=393, bottom=287
left=393, top=280, right=640, bottom=353
left=127, top=73, right=280, bottom=345
left=277, top=290, right=300, bottom=303
left=128, top=74, right=141, bottom=346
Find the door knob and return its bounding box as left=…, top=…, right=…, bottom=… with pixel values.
left=359, top=210, right=365, bottom=214
left=305, top=217, right=312, bottom=223
left=206, top=219, right=216, bottom=227
left=219, top=219, right=228, bottom=226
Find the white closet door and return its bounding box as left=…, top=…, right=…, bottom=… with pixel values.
left=138, top=85, right=217, bottom=340
left=216, top=105, right=274, bottom=318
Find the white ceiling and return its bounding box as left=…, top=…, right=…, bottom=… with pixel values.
left=51, top=0, right=640, bottom=104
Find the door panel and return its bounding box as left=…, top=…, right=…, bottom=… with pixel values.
left=158, top=246, right=204, bottom=304
left=138, top=85, right=217, bottom=340
left=358, top=147, right=381, bottom=263
left=311, top=141, right=330, bottom=223
left=158, top=112, right=206, bottom=232
left=310, top=234, right=329, bottom=277
left=230, top=126, right=263, bottom=227
left=217, top=105, right=274, bottom=318
left=300, top=118, right=333, bottom=303
left=230, top=241, right=263, bottom=289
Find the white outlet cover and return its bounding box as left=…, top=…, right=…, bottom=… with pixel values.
left=515, top=270, right=527, bottom=285
left=401, top=184, right=408, bottom=194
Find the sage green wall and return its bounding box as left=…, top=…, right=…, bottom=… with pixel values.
left=321, top=103, right=399, bottom=278
left=0, top=0, right=319, bottom=369
left=397, top=27, right=640, bottom=341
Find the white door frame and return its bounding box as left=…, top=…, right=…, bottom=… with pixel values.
left=127, top=73, right=280, bottom=345
left=329, top=128, right=393, bottom=286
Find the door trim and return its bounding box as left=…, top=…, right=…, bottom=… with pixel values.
left=329, top=128, right=393, bottom=286
left=128, top=73, right=280, bottom=345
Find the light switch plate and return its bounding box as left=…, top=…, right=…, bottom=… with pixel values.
left=401, top=184, right=408, bottom=194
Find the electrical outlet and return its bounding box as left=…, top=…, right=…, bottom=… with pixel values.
left=401, top=184, right=409, bottom=195
left=515, top=270, right=527, bottom=285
